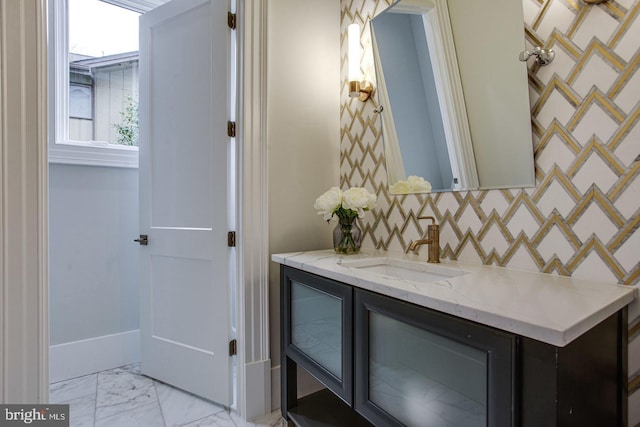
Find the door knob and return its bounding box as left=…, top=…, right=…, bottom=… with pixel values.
left=134, top=234, right=148, bottom=245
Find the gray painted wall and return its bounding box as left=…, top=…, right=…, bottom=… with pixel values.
left=49, top=164, right=139, bottom=345
left=267, top=0, right=340, bottom=407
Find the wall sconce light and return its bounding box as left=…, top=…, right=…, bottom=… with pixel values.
left=519, top=46, right=555, bottom=66
left=348, top=24, right=374, bottom=102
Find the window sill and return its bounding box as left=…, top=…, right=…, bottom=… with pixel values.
left=48, top=141, right=139, bottom=168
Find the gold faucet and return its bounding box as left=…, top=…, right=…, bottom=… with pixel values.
left=407, top=216, right=440, bottom=263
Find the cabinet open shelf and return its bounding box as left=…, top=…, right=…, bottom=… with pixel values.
left=287, top=389, right=372, bottom=427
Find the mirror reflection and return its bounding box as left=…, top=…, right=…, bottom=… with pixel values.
left=371, top=0, right=535, bottom=194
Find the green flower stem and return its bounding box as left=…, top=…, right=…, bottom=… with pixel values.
left=334, top=214, right=359, bottom=254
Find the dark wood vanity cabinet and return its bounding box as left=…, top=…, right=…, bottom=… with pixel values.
left=281, top=267, right=354, bottom=406
left=280, top=266, right=628, bottom=427
left=519, top=311, right=627, bottom=426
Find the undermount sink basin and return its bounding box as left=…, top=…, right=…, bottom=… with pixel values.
left=338, top=257, right=467, bottom=283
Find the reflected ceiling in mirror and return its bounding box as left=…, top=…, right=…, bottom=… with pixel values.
left=371, top=0, right=535, bottom=194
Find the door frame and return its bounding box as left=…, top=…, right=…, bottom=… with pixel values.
left=235, top=0, right=272, bottom=419
left=0, top=0, right=272, bottom=420
left=0, top=0, right=49, bottom=403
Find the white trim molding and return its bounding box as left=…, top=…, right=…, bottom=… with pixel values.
left=236, top=0, right=271, bottom=420
left=101, top=0, right=169, bottom=13
left=422, top=0, right=478, bottom=189
left=50, top=330, right=140, bottom=383
left=47, top=0, right=140, bottom=168
left=0, top=0, right=49, bottom=403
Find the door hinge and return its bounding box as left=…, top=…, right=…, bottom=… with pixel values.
left=229, top=339, right=237, bottom=356
left=227, top=231, right=236, bottom=247
left=227, top=121, right=236, bottom=138
left=228, top=12, right=236, bottom=30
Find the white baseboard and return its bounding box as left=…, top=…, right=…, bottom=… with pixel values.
left=243, top=358, right=272, bottom=421
left=50, top=330, right=140, bottom=383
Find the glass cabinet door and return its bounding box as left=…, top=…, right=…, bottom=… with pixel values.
left=368, top=311, right=487, bottom=426
left=290, top=280, right=343, bottom=378
left=282, top=267, right=353, bottom=403
left=355, top=289, right=514, bottom=427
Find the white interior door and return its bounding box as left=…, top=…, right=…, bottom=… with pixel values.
left=138, top=0, right=232, bottom=406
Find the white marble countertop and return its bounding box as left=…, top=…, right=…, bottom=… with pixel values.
left=272, top=249, right=637, bottom=347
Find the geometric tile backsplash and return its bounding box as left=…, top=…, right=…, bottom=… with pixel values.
left=340, top=0, right=640, bottom=420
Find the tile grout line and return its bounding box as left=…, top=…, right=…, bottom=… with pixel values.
left=177, top=411, right=224, bottom=427
left=93, top=372, right=99, bottom=427
left=152, top=381, right=168, bottom=427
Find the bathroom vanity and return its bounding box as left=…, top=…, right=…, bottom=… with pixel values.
left=273, top=250, right=637, bottom=427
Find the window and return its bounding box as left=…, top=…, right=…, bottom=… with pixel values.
left=69, top=85, right=92, bottom=120
left=49, top=0, right=155, bottom=167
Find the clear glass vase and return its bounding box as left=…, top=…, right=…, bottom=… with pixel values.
left=333, top=215, right=362, bottom=254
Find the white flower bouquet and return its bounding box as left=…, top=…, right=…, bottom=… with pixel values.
left=389, top=175, right=432, bottom=194
left=314, top=186, right=377, bottom=254
left=314, top=186, right=377, bottom=222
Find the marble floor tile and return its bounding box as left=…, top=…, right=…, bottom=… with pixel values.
left=117, top=363, right=142, bottom=375
left=66, top=394, right=96, bottom=427
left=50, top=373, right=98, bottom=404
left=180, top=411, right=235, bottom=427
left=94, top=402, right=165, bottom=427
left=155, top=380, right=225, bottom=427
left=229, top=410, right=285, bottom=427
left=51, top=364, right=282, bottom=427
left=95, top=366, right=157, bottom=421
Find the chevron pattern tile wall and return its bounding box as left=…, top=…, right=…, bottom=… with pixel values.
left=339, top=0, right=640, bottom=422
